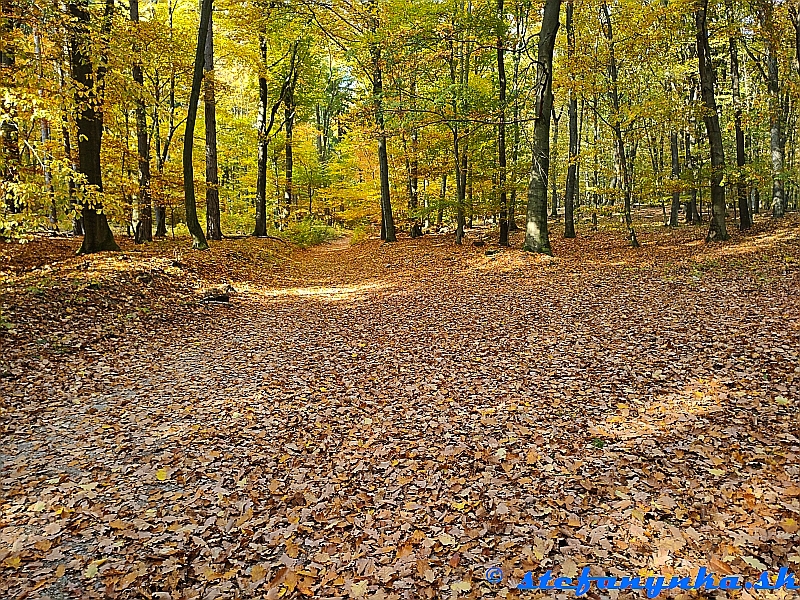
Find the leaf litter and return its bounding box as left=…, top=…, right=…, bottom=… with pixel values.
left=1, top=219, right=799, bottom=599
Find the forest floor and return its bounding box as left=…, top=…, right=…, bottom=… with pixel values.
left=1, top=216, right=800, bottom=600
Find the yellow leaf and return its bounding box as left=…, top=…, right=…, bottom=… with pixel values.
left=85, top=563, right=99, bottom=578
left=4, top=556, right=22, bottom=569
left=251, top=564, right=267, bottom=582
left=55, top=564, right=66, bottom=577
left=109, top=519, right=129, bottom=529
left=438, top=533, right=456, bottom=546
left=709, top=469, right=725, bottom=476
left=349, top=580, right=368, bottom=597
left=742, top=556, right=768, bottom=570
left=156, top=468, right=169, bottom=481
left=780, top=518, right=799, bottom=534
left=450, top=580, right=472, bottom=593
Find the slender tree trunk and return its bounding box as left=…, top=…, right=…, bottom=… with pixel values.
left=696, top=0, right=729, bottom=241
left=410, top=129, right=419, bottom=210
left=563, top=0, right=578, bottom=239
left=370, top=36, right=396, bottom=242
left=254, top=36, right=269, bottom=237
left=767, top=55, right=785, bottom=218
left=669, top=131, right=681, bottom=226
left=497, top=0, right=509, bottom=245
left=727, top=4, right=751, bottom=230
left=550, top=106, right=562, bottom=219
left=523, top=0, right=560, bottom=254
left=285, top=91, right=295, bottom=223
left=204, top=9, right=221, bottom=240
left=69, top=0, right=119, bottom=254
left=756, top=0, right=785, bottom=218
left=438, top=174, right=446, bottom=228
left=454, top=133, right=468, bottom=244
left=509, top=51, right=521, bottom=232
left=600, top=1, right=638, bottom=247
left=182, top=0, right=212, bottom=250
left=131, top=0, right=152, bottom=243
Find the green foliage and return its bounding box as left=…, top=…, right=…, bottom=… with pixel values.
left=284, top=219, right=340, bottom=248
left=350, top=223, right=376, bottom=245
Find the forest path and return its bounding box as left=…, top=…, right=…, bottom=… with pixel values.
left=2, top=225, right=800, bottom=598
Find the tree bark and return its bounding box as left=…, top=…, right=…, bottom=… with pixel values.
left=600, top=1, right=638, bottom=247
left=696, top=0, right=729, bottom=241
left=563, top=0, right=577, bottom=239
left=254, top=36, right=270, bottom=237
left=204, top=9, right=222, bottom=240
left=669, top=131, right=681, bottom=226
left=497, top=0, right=509, bottom=246
left=130, top=0, right=152, bottom=243
left=756, top=0, right=785, bottom=218
left=523, top=0, right=560, bottom=254
left=727, top=2, right=751, bottom=230
left=550, top=105, right=562, bottom=219
left=182, top=0, right=212, bottom=250
left=370, top=39, right=396, bottom=242
left=285, top=90, right=295, bottom=223
left=69, top=0, right=119, bottom=254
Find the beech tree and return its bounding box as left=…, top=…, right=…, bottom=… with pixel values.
left=523, top=0, right=560, bottom=255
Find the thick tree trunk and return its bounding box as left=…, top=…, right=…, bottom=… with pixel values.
left=696, top=0, right=729, bottom=242
left=523, top=0, right=560, bottom=254
left=204, top=10, right=222, bottom=240
left=669, top=131, right=681, bottom=226
left=182, top=0, right=212, bottom=250
left=497, top=0, right=509, bottom=246
left=130, top=0, right=152, bottom=243
left=0, top=0, right=20, bottom=214
left=69, top=0, right=119, bottom=254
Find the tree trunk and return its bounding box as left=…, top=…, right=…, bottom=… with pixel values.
left=182, top=0, right=212, bottom=250
left=254, top=36, right=270, bottom=237
left=454, top=133, right=467, bottom=244
left=669, top=131, right=681, bottom=226
left=131, top=0, right=152, bottom=243
left=497, top=0, right=509, bottom=246
left=410, top=129, right=419, bottom=210
left=523, top=0, right=560, bottom=254
left=285, top=91, right=295, bottom=223
left=370, top=36, right=396, bottom=242
left=550, top=105, right=562, bottom=219
left=438, top=174, right=446, bottom=228
left=600, top=1, right=638, bottom=247
left=0, top=0, right=20, bottom=215
left=204, top=9, right=221, bottom=240
left=727, top=4, right=751, bottom=230
left=696, top=0, right=729, bottom=241
left=563, top=0, right=577, bottom=239
left=767, top=54, right=785, bottom=218
left=69, top=0, right=119, bottom=254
